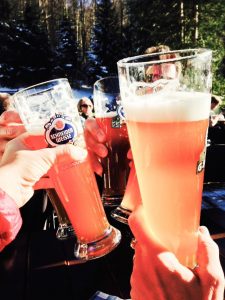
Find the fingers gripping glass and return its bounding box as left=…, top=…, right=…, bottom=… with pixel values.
left=13, top=78, right=121, bottom=261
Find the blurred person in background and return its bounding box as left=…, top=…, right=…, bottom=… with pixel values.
left=144, top=44, right=171, bottom=54
left=144, top=45, right=180, bottom=84
left=77, top=96, right=94, bottom=126
left=209, top=95, right=224, bottom=127
left=208, top=95, right=225, bottom=144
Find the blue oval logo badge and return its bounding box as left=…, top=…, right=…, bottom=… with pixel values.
left=44, top=114, right=77, bottom=147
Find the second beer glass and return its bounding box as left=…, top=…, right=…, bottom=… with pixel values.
left=93, top=76, right=130, bottom=206
left=13, top=78, right=121, bottom=260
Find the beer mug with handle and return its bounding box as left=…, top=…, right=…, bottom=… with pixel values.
left=93, top=76, right=130, bottom=206
left=46, top=189, right=75, bottom=240
left=13, top=78, right=121, bottom=260
left=118, top=49, right=212, bottom=268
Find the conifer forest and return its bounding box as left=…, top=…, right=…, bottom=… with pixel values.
left=0, top=0, right=225, bottom=97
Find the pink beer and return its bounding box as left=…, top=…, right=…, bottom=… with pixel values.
left=124, top=91, right=210, bottom=268
left=13, top=79, right=121, bottom=260
left=95, top=114, right=130, bottom=203
left=93, top=76, right=131, bottom=206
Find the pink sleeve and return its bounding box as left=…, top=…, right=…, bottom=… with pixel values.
left=0, top=189, right=22, bottom=252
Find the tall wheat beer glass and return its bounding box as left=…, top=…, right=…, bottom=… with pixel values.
left=93, top=76, right=130, bottom=206
left=13, top=78, right=121, bottom=260
left=118, top=49, right=212, bottom=268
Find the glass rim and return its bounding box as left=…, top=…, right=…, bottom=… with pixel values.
left=13, top=78, right=69, bottom=96
left=93, top=76, right=120, bottom=95
left=117, top=48, right=212, bottom=67
left=94, top=76, right=119, bottom=88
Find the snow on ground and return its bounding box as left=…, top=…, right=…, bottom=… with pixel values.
left=72, top=86, right=93, bottom=103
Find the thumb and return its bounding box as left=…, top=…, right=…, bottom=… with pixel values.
left=196, top=226, right=222, bottom=274
left=128, top=205, right=194, bottom=279
left=128, top=205, right=164, bottom=253
left=36, top=144, right=88, bottom=167
left=195, top=226, right=225, bottom=299
left=128, top=204, right=148, bottom=242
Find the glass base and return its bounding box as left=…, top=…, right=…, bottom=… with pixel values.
left=74, top=225, right=121, bottom=260
left=111, top=206, right=132, bottom=225
left=56, top=224, right=75, bottom=240
left=102, top=195, right=123, bottom=207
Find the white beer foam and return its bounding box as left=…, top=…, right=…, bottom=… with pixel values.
left=95, top=111, right=118, bottom=118
left=123, top=91, right=211, bottom=122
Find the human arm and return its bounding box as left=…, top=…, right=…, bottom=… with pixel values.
left=0, top=189, right=22, bottom=252
left=128, top=205, right=225, bottom=300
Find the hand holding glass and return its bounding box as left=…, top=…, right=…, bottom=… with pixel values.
left=13, top=79, right=121, bottom=260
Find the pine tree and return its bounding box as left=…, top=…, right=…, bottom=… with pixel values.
left=0, top=2, right=54, bottom=87
left=14, top=3, right=53, bottom=85
left=0, top=20, right=18, bottom=87
left=86, top=0, right=122, bottom=84
left=198, top=0, right=225, bottom=95
left=123, top=0, right=181, bottom=55
left=0, top=0, right=18, bottom=87
left=54, top=17, right=79, bottom=84
left=0, top=0, right=11, bottom=21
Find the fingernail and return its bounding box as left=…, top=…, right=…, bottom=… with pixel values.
left=96, top=168, right=103, bottom=177
left=199, top=226, right=210, bottom=235
left=0, top=127, right=16, bottom=137
left=6, top=127, right=17, bottom=137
